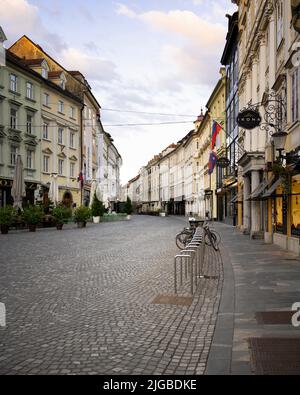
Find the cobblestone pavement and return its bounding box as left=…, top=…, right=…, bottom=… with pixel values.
left=0, top=216, right=223, bottom=375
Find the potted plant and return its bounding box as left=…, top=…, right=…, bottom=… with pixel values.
left=22, top=205, right=43, bottom=232
left=0, top=206, right=16, bottom=234
left=91, top=193, right=105, bottom=224
left=124, top=196, right=133, bottom=220
left=74, top=206, right=91, bottom=228
left=52, top=205, right=72, bottom=230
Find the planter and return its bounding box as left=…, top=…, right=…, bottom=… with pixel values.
left=56, top=223, right=64, bottom=230
left=28, top=224, right=37, bottom=232
left=159, top=212, right=166, bottom=217
left=77, top=222, right=87, bottom=229
left=0, top=225, right=9, bottom=235
left=126, top=215, right=131, bottom=220
left=93, top=216, right=100, bottom=224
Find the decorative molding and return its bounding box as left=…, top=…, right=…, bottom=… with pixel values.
left=42, top=147, right=53, bottom=155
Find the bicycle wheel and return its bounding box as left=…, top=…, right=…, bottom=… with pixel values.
left=176, top=232, right=192, bottom=250
left=204, top=230, right=219, bottom=251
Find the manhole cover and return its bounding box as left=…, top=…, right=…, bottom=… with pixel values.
left=152, top=295, right=193, bottom=307
left=255, top=311, right=294, bottom=325
left=248, top=338, right=300, bottom=375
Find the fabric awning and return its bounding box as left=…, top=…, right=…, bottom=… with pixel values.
left=248, top=176, right=275, bottom=201
left=230, top=192, right=243, bottom=204
left=262, top=178, right=284, bottom=198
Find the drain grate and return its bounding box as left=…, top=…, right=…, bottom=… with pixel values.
left=255, top=311, right=294, bottom=325
left=248, top=338, right=300, bottom=375
left=152, top=295, right=193, bottom=307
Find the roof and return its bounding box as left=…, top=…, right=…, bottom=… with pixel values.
left=23, top=58, right=45, bottom=66
left=6, top=50, right=83, bottom=106
left=9, top=35, right=101, bottom=109
left=48, top=71, right=64, bottom=78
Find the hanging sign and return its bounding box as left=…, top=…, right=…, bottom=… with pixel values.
left=237, top=109, right=262, bottom=130
left=217, top=157, right=230, bottom=168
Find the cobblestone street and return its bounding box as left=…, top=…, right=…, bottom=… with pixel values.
left=0, top=216, right=223, bottom=375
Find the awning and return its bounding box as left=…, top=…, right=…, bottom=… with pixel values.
left=230, top=192, right=243, bottom=204
left=248, top=176, right=275, bottom=201
left=262, top=178, right=284, bottom=198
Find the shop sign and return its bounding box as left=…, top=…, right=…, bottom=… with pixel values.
left=217, top=157, right=230, bottom=168
left=237, top=109, right=262, bottom=130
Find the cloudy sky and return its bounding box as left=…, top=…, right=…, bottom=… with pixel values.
left=1, top=0, right=237, bottom=184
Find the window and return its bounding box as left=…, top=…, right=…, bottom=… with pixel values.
left=58, top=100, right=64, bottom=113
left=10, top=146, right=17, bottom=166
left=70, top=132, right=75, bottom=148
left=26, top=113, right=33, bottom=134
left=58, top=127, right=64, bottom=145
left=70, top=106, right=75, bottom=119
left=10, top=74, right=17, bottom=92
left=26, top=150, right=34, bottom=169
left=70, top=162, right=75, bottom=178
left=42, top=67, right=48, bottom=79
left=276, top=1, right=283, bottom=48
left=43, top=93, right=50, bottom=106
left=43, top=123, right=49, bottom=140
left=10, top=108, right=17, bottom=129
left=58, top=159, right=64, bottom=175
left=43, top=155, right=49, bottom=173
left=292, top=69, right=299, bottom=123
left=26, top=82, right=33, bottom=99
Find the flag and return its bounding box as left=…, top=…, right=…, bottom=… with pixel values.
left=77, top=171, right=84, bottom=189
left=208, top=151, right=218, bottom=175
left=211, top=120, right=223, bottom=150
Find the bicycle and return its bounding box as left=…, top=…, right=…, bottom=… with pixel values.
left=175, top=219, right=221, bottom=251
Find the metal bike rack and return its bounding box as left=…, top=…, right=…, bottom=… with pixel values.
left=174, top=226, right=207, bottom=295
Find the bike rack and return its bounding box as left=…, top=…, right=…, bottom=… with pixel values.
left=174, top=226, right=206, bottom=295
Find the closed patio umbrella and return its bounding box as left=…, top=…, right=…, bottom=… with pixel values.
left=48, top=174, right=59, bottom=205
left=11, top=155, right=26, bottom=210
left=89, top=180, right=97, bottom=208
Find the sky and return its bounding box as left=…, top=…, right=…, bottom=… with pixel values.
left=0, top=0, right=237, bottom=184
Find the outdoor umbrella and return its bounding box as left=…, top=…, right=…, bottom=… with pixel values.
left=89, top=180, right=97, bottom=207
left=11, top=155, right=26, bottom=210
left=48, top=174, right=59, bottom=205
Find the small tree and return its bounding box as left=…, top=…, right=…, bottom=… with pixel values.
left=91, top=193, right=105, bottom=217
left=124, top=196, right=133, bottom=215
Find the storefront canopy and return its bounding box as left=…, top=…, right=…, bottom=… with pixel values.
left=248, top=176, right=275, bottom=201
left=262, top=178, right=284, bottom=198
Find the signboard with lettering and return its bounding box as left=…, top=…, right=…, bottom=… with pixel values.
left=217, top=157, right=230, bottom=168
left=237, top=109, right=262, bottom=130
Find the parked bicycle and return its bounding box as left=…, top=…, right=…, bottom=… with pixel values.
left=175, top=218, right=220, bottom=251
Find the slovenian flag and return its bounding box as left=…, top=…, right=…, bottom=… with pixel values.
left=77, top=171, right=84, bottom=189
left=211, top=120, right=223, bottom=150
left=208, top=152, right=218, bottom=175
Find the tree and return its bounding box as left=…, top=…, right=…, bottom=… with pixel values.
left=124, top=196, right=133, bottom=215
left=91, top=192, right=105, bottom=217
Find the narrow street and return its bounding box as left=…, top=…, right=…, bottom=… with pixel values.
left=0, top=216, right=222, bottom=375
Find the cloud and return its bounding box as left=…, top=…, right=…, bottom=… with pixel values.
left=60, top=47, right=119, bottom=82
left=0, top=0, right=66, bottom=53
left=116, top=4, right=226, bottom=87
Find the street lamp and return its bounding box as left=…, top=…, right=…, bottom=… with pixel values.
left=271, top=131, right=288, bottom=159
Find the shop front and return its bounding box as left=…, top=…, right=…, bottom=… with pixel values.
left=0, top=178, right=39, bottom=207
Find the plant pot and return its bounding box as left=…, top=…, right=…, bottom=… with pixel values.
left=126, top=215, right=131, bottom=220
left=93, top=216, right=100, bottom=224
left=77, top=222, right=87, bottom=229
left=28, top=224, right=36, bottom=232
left=56, top=223, right=64, bottom=230
left=0, top=225, right=9, bottom=235
left=160, top=212, right=166, bottom=217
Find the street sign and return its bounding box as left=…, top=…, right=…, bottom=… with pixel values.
left=217, top=157, right=230, bottom=168
left=237, top=109, right=262, bottom=130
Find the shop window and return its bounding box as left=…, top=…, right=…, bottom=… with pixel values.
left=275, top=185, right=287, bottom=235
left=291, top=176, right=300, bottom=237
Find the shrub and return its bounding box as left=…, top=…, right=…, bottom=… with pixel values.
left=0, top=206, right=17, bottom=226
left=124, top=197, right=133, bottom=215
left=91, top=193, right=105, bottom=217
left=52, top=205, right=72, bottom=225
left=74, top=206, right=91, bottom=223
left=22, top=205, right=43, bottom=225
